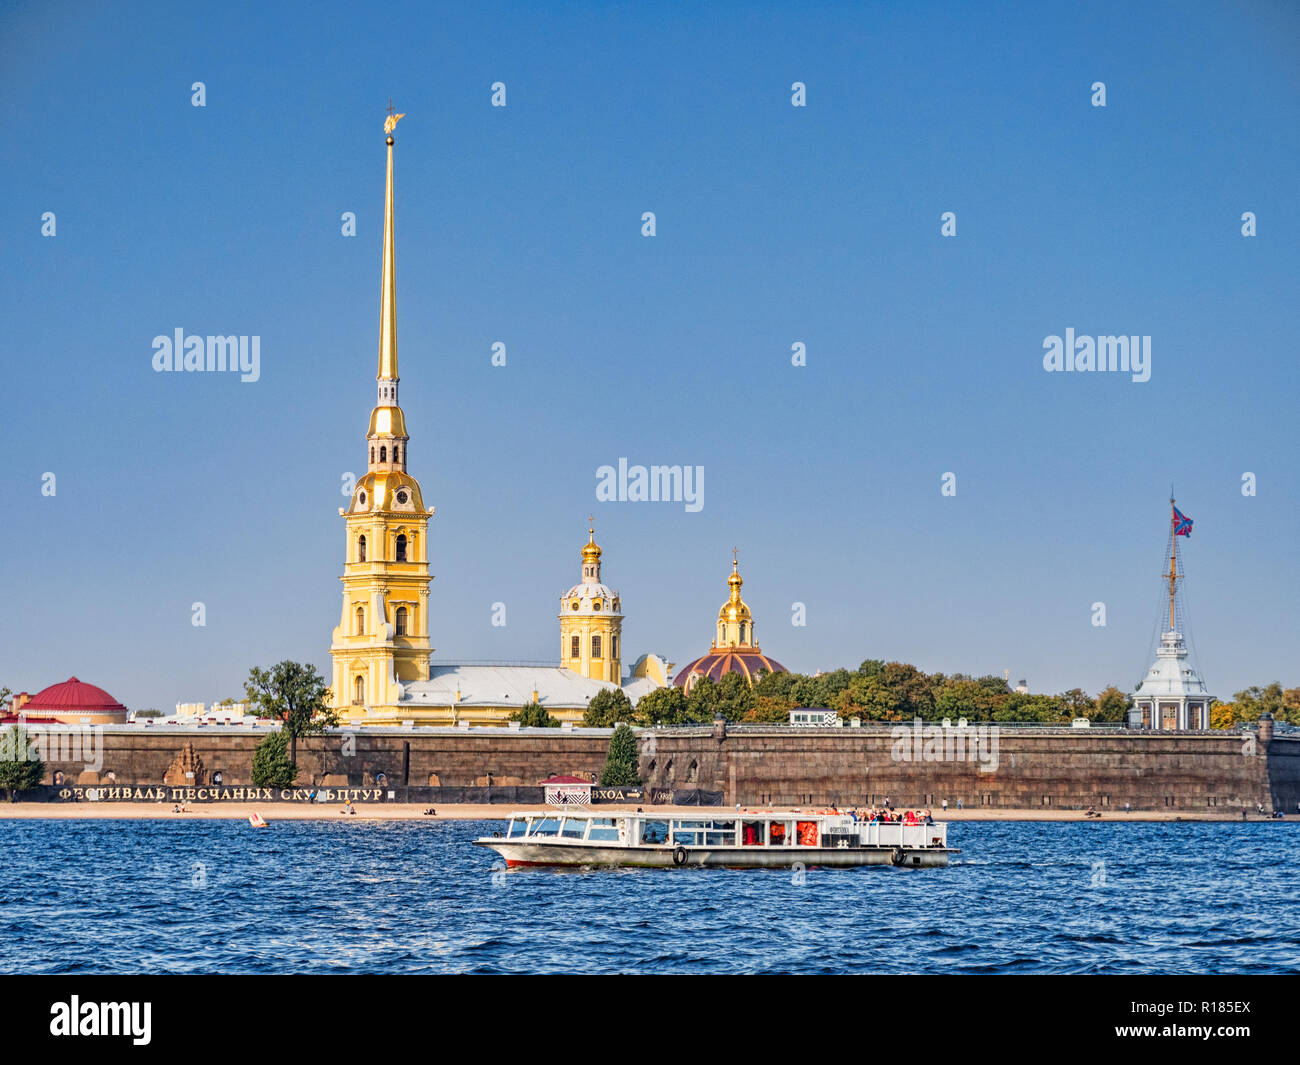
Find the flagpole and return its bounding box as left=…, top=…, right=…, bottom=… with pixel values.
left=1168, top=495, right=1177, bottom=631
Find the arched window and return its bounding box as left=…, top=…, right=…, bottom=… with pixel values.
left=393, top=445, right=400, bottom=463
left=395, top=534, right=408, bottom=562
left=739, top=621, right=747, bottom=643
left=380, top=446, right=387, bottom=462
left=395, top=606, right=408, bottom=636
left=570, top=635, right=580, bottom=659
left=357, top=535, right=366, bottom=562
left=591, top=635, right=602, bottom=659
left=355, top=606, right=364, bottom=635
left=612, top=635, right=618, bottom=660
left=353, top=675, right=365, bottom=705
left=370, top=446, right=375, bottom=463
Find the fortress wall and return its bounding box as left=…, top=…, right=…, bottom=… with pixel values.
left=36, top=728, right=611, bottom=789
left=638, top=728, right=1295, bottom=812
left=28, top=725, right=1300, bottom=813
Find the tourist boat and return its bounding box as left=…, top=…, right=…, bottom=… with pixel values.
left=474, top=810, right=957, bottom=869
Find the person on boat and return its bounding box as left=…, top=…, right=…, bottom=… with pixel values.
left=903, top=810, right=918, bottom=825
left=923, top=810, right=934, bottom=825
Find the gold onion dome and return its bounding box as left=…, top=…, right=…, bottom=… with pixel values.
left=719, top=557, right=751, bottom=623
left=581, top=523, right=602, bottom=563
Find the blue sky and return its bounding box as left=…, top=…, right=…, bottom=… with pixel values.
left=2, top=1, right=1297, bottom=710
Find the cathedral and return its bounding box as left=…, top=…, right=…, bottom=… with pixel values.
left=329, top=115, right=672, bottom=726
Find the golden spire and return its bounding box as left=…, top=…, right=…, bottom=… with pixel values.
left=727, top=549, right=743, bottom=602
left=377, top=101, right=403, bottom=382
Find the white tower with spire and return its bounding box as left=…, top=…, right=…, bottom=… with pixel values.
left=1131, top=496, right=1214, bottom=730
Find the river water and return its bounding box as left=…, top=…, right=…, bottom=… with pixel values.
left=1, top=818, right=1295, bottom=974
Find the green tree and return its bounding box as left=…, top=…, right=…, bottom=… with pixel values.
left=0, top=726, right=45, bottom=799
left=1061, top=688, right=1096, bottom=719
left=1234, top=683, right=1284, bottom=722
left=635, top=685, right=689, bottom=726
left=510, top=702, right=559, bottom=727
left=748, top=694, right=796, bottom=723
left=1281, top=688, right=1300, bottom=726
left=684, top=676, right=720, bottom=722
left=250, top=729, right=296, bottom=788
left=1093, top=685, right=1131, bottom=723
left=600, top=723, right=640, bottom=786
left=583, top=687, right=635, bottom=727
left=880, top=662, right=936, bottom=719
left=244, top=661, right=338, bottom=767
left=836, top=675, right=902, bottom=721
left=713, top=672, right=757, bottom=722
left=935, top=679, right=995, bottom=721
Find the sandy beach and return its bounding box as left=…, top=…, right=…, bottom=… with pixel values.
left=0, top=802, right=1288, bottom=822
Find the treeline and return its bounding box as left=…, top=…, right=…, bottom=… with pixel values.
left=573, top=659, right=1300, bottom=729
left=1212, top=683, right=1300, bottom=728
left=574, top=660, right=1137, bottom=727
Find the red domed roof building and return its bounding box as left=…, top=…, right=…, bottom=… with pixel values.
left=4, top=676, right=129, bottom=725
left=673, top=554, right=787, bottom=692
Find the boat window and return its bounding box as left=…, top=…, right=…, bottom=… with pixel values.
left=641, top=820, right=668, bottom=844
left=508, top=820, right=528, bottom=838
left=586, top=817, right=620, bottom=842
left=529, top=817, right=561, bottom=836
left=743, top=820, right=763, bottom=845
left=768, top=821, right=790, bottom=845
left=559, top=818, right=586, bottom=839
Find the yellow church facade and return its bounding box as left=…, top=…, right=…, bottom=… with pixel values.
left=330, top=113, right=670, bottom=727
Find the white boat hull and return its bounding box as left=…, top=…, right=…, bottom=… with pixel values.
left=475, top=839, right=954, bottom=869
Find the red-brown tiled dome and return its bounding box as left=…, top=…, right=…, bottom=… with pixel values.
left=673, top=650, right=787, bottom=690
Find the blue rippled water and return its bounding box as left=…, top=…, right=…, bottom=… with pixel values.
left=1, top=819, right=1296, bottom=974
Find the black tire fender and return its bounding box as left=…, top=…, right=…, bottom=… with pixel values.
left=890, top=847, right=906, bottom=867
left=672, top=845, right=688, bottom=867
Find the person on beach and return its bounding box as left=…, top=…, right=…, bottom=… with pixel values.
left=942, top=799, right=948, bottom=813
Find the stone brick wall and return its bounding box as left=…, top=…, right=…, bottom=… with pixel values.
left=38, top=727, right=611, bottom=789
left=31, top=724, right=1300, bottom=813
left=638, top=726, right=1299, bottom=812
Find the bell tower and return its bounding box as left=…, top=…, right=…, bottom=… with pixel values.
left=330, top=105, right=434, bottom=722
left=559, top=520, right=623, bottom=684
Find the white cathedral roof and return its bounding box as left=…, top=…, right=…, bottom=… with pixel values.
left=1134, top=631, right=1212, bottom=699
left=398, top=663, right=636, bottom=709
